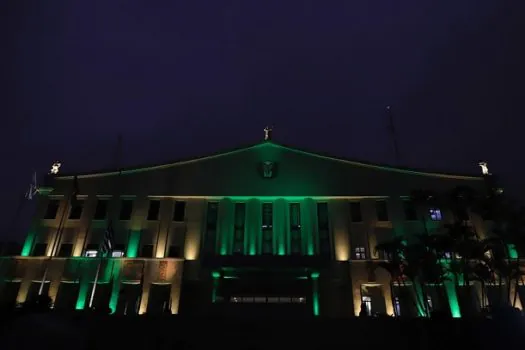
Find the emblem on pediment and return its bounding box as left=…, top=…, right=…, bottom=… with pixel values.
left=259, top=161, right=277, bottom=179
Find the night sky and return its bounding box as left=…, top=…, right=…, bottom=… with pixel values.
left=2, top=1, right=524, bottom=242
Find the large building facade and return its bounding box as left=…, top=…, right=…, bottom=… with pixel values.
left=0, top=139, right=516, bottom=317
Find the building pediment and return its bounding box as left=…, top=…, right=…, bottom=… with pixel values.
left=53, top=141, right=483, bottom=197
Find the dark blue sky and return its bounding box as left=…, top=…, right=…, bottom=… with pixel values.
left=2, top=1, right=524, bottom=241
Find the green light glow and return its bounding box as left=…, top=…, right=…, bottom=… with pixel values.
left=126, top=230, right=141, bottom=258
left=21, top=231, right=36, bottom=257
left=211, top=272, right=220, bottom=303
left=108, top=260, right=121, bottom=314
left=311, top=272, right=320, bottom=316
left=508, top=244, right=518, bottom=259
left=75, top=260, right=90, bottom=310
left=444, top=279, right=461, bottom=318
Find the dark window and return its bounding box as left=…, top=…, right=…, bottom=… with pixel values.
left=233, top=203, right=246, bottom=254
left=457, top=208, right=469, bottom=221
left=93, top=200, right=108, bottom=220
left=290, top=203, right=301, bottom=255
left=69, top=201, right=84, bottom=220
left=168, top=245, right=181, bottom=258
left=140, top=244, right=154, bottom=258
left=119, top=200, right=133, bottom=220
left=33, top=243, right=47, bottom=256
left=350, top=202, right=362, bottom=222
left=376, top=200, right=388, bottom=221
left=147, top=200, right=160, bottom=221
left=204, top=202, right=218, bottom=254
left=58, top=244, right=73, bottom=257
left=44, top=200, right=60, bottom=219
left=317, top=203, right=330, bottom=256
left=262, top=203, right=273, bottom=255
left=403, top=201, right=417, bottom=221
left=173, top=201, right=186, bottom=221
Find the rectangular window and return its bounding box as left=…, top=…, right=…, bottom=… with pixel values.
left=204, top=202, right=219, bottom=254
left=233, top=203, right=246, bottom=254
left=84, top=244, right=99, bottom=257
left=376, top=200, right=388, bottom=221
left=362, top=295, right=372, bottom=316
left=32, top=243, right=47, bottom=256
left=262, top=203, right=273, bottom=255
left=119, top=200, right=133, bottom=220
left=317, top=203, right=330, bottom=256
left=147, top=200, right=160, bottom=221
left=112, top=244, right=125, bottom=257
left=69, top=200, right=84, bottom=220
left=355, top=246, right=366, bottom=260
left=58, top=243, right=73, bottom=257
left=93, top=199, right=108, bottom=220
left=289, top=203, right=301, bottom=255
left=140, top=244, right=154, bottom=258
left=44, top=200, right=60, bottom=219
left=350, top=202, right=362, bottom=222
left=403, top=200, right=417, bottom=221
left=429, top=208, right=442, bottom=221
left=167, top=245, right=181, bottom=258
left=173, top=201, right=186, bottom=222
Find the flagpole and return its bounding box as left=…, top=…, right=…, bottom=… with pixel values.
left=38, top=179, right=74, bottom=296
left=386, top=105, right=400, bottom=165
left=88, top=257, right=102, bottom=308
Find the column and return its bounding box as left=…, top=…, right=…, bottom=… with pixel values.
left=170, top=260, right=183, bottom=314
left=300, top=198, right=315, bottom=255
left=138, top=260, right=150, bottom=314
left=273, top=199, right=286, bottom=255
left=328, top=200, right=350, bottom=261
left=218, top=198, right=234, bottom=255
left=246, top=199, right=261, bottom=255
left=184, top=199, right=206, bottom=260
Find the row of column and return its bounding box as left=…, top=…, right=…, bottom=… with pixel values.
left=214, top=198, right=321, bottom=256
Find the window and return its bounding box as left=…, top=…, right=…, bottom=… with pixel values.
left=317, top=203, right=330, bottom=256
left=204, top=202, right=218, bottom=254
left=32, top=243, right=47, bottom=256
left=69, top=201, right=84, bottom=220
left=167, top=245, right=181, bottom=258
left=350, top=202, right=362, bottom=222
left=444, top=252, right=452, bottom=259
left=140, top=244, right=154, bottom=258
left=83, top=243, right=99, bottom=257
left=85, top=250, right=97, bottom=257
left=112, top=244, right=125, bottom=257
left=355, top=246, right=366, bottom=260
left=119, top=200, right=133, bottom=220
left=429, top=208, right=442, bottom=221
left=289, top=203, right=301, bottom=255
left=173, top=201, right=186, bottom=222
left=403, top=201, right=417, bottom=221
left=262, top=203, right=273, bottom=255
left=58, top=244, right=73, bottom=257
left=376, top=200, right=388, bottom=221
left=44, top=200, right=60, bottom=219
left=426, top=295, right=433, bottom=312
left=93, top=199, right=108, bottom=220
left=233, top=203, right=246, bottom=254
left=394, top=297, right=401, bottom=316
left=147, top=200, right=160, bottom=221
left=362, top=296, right=372, bottom=316
left=112, top=250, right=124, bottom=258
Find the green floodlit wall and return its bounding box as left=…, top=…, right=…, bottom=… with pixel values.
left=127, top=230, right=141, bottom=258
left=21, top=231, right=36, bottom=257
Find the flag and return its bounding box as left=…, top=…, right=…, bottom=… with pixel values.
left=100, top=221, right=115, bottom=257
left=25, top=172, right=38, bottom=200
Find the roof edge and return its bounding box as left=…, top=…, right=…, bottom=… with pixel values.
left=56, top=140, right=483, bottom=181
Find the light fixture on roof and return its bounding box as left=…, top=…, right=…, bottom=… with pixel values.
left=50, top=161, right=61, bottom=175
left=478, top=161, right=489, bottom=175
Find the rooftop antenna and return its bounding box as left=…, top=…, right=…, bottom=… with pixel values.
left=386, top=105, right=400, bottom=165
